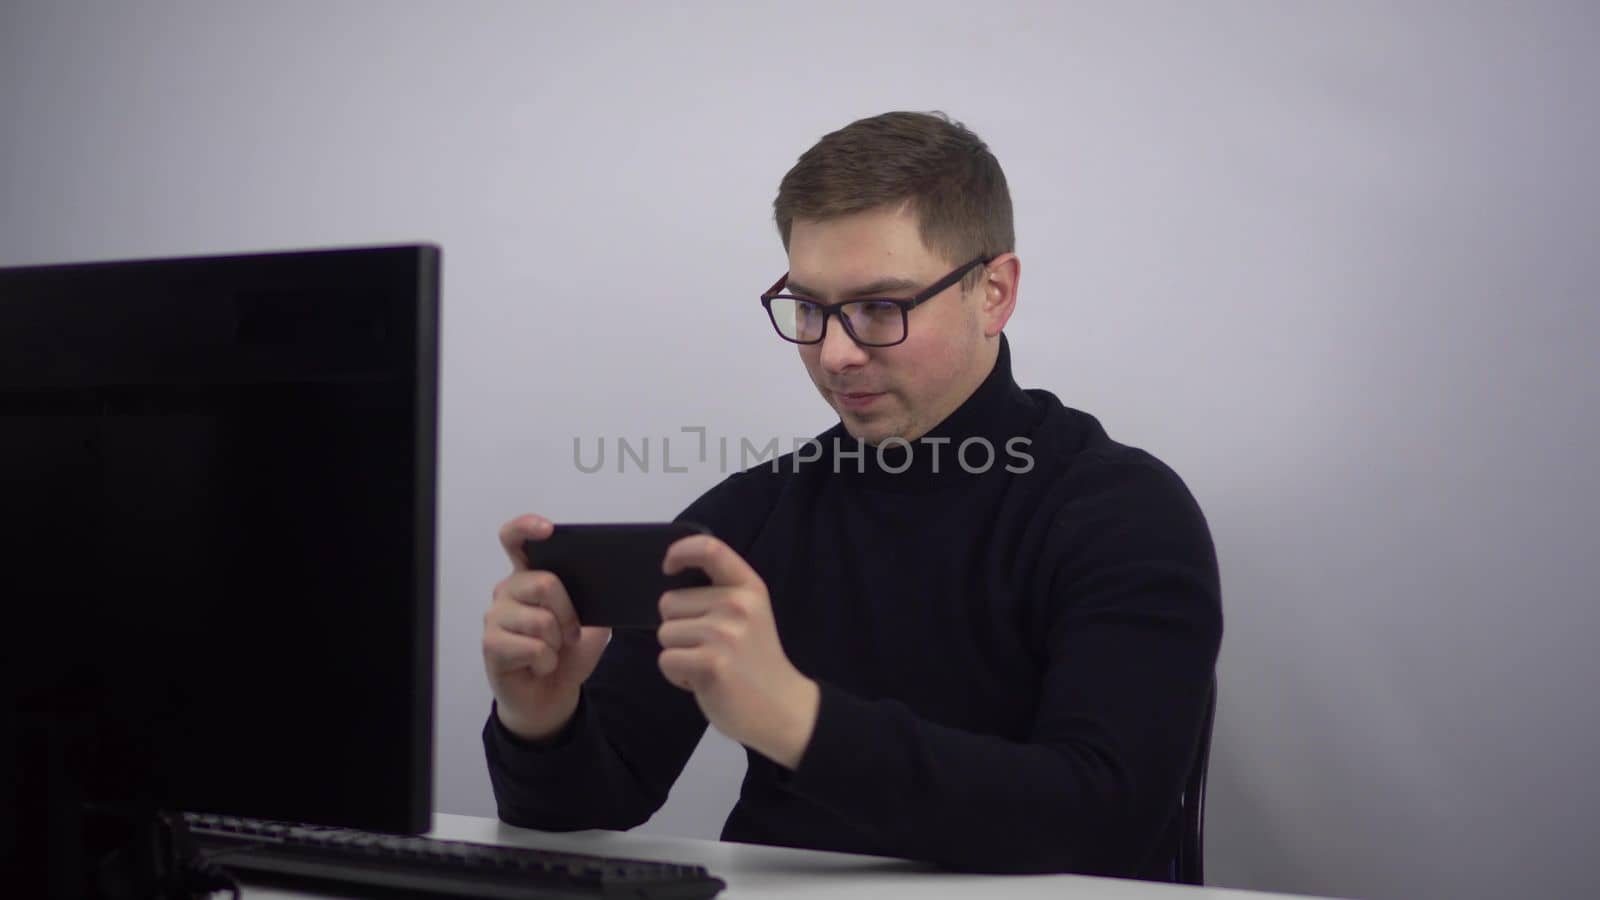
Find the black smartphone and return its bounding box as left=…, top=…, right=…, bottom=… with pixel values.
left=521, top=522, right=713, bottom=629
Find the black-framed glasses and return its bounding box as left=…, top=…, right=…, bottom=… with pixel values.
left=759, top=255, right=991, bottom=347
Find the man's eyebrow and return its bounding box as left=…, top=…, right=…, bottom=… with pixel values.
left=783, top=275, right=924, bottom=301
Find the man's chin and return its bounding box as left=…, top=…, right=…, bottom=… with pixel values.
left=836, top=413, right=902, bottom=447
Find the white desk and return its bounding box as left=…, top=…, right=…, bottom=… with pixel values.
left=239, top=813, right=1331, bottom=900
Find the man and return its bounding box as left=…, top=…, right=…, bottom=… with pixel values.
left=481, top=111, right=1221, bottom=879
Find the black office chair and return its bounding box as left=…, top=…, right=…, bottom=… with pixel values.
left=1174, top=675, right=1217, bottom=885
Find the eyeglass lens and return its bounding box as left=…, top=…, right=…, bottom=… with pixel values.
left=768, top=299, right=903, bottom=346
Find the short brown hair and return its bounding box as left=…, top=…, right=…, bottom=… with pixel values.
left=773, top=111, right=1014, bottom=287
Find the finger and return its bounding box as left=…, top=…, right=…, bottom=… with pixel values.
left=658, top=647, right=716, bottom=692
left=657, top=617, right=718, bottom=650
left=659, top=587, right=720, bottom=621
left=499, top=514, right=553, bottom=570
left=490, top=603, right=563, bottom=652
left=662, top=535, right=757, bottom=587
left=500, top=571, right=581, bottom=642
left=484, top=630, right=558, bottom=676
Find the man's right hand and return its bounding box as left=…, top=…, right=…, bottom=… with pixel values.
left=483, top=514, right=612, bottom=742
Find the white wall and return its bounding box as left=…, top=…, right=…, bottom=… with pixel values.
left=4, top=3, right=1597, bottom=898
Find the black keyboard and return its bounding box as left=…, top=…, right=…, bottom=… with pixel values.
left=184, top=813, right=727, bottom=900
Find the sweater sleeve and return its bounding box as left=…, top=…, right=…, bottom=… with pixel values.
left=778, top=456, right=1222, bottom=875
left=483, top=468, right=778, bottom=831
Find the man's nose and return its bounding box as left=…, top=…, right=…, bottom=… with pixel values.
left=819, top=315, right=869, bottom=372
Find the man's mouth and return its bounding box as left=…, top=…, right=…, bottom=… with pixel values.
left=832, top=390, right=885, bottom=411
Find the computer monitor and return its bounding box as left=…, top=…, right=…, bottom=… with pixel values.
left=3, top=245, right=440, bottom=892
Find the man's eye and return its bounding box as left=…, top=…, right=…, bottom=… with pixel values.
left=856, top=301, right=898, bottom=318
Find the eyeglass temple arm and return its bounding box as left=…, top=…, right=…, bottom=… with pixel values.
left=896, top=255, right=991, bottom=311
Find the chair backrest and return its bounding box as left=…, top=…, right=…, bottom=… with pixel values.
left=1174, top=675, right=1217, bottom=885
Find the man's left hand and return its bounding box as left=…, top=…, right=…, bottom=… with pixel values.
left=657, top=535, right=819, bottom=770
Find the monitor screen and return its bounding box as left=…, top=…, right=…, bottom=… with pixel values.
left=4, top=244, right=440, bottom=862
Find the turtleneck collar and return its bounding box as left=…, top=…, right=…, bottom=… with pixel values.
left=814, top=334, right=1041, bottom=492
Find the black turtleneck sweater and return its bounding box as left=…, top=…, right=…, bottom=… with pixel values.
left=484, top=337, right=1222, bottom=879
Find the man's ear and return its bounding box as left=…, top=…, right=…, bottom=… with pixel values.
left=980, top=253, right=1020, bottom=337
